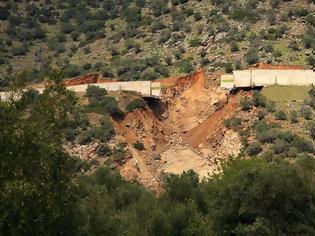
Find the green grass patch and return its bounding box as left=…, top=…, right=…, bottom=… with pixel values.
left=261, top=85, right=312, bottom=102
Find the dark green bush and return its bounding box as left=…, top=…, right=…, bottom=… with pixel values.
left=266, top=101, right=276, bottom=113
left=301, top=106, right=312, bottom=120
left=275, top=110, right=287, bottom=120
left=86, top=85, right=107, bottom=100
left=246, top=142, right=263, bottom=156
left=240, top=97, right=252, bottom=111
left=272, top=139, right=289, bottom=154
left=127, top=99, right=146, bottom=112
left=179, top=59, right=194, bottom=74
left=252, top=91, right=267, bottom=107
left=290, top=110, right=298, bottom=124
left=245, top=48, right=259, bottom=65
left=133, top=142, right=145, bottom=150
left=224, top=117, right=242, bottom=130
left=64, top=64, right=82, bottom=78
left=96, top=144, right=112, bottom=157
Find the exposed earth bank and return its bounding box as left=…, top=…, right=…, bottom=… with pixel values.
left=66, top=69, right=244, bottom=191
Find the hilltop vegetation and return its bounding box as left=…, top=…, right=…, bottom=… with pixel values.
left=0, top=0, right=315, bottom=88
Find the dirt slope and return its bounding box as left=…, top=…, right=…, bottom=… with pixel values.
left=185, top=95, right=238, bottom=147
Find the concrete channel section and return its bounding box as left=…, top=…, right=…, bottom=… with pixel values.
left=0, top=81, right=161, bottom=100
left=221, top=69, right=315, bottom=89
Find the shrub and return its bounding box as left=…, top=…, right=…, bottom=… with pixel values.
left=96, top=144, right=112, bottom=157
left=290, top=110, right=298, bottom=124
left=159, top=29, right=171, bottom=43
left=189, top=38, right=199, bottom=47
left=272, top=139, right=289, bottom=154
left=61, top=23, right=74, bottom=34
left=224, top=117, right=242, bottom=130
left=257, top=110, right=268, bottom=120
left=83, top=63, right=91, bottom=70
left=101, top=66, right=114, bottom=78
left=307, top=55, right=315, bottom=67
left=141, top=68, right=159, bottom=81
left=194, top=12, right=202, bottom=21
left=245, top=48, right=259, bottom=65
left=275, top=110, right=287, bottom=120
left=288, top=40, right=300, bottom=51
left=301, top=106, right=312, bottom=120
left=133, top=142, right=145, bottom=150
left=246, top=142, right=263, bottom=156
left=252, top=91, right=267, bottom=107
left=93, top=125, right=114, bottom=143
left=101, top=96, right=124, bottom=117
left=64, top=64, right=82, bottom=78
left=64, top=129, right=78, bottom=142
left=126, top=99, right=146, bottom=112
left=225, top=63, right=233, bottom=73
left=77, top=130, right=94, bottom=145
left=71, top=31, right=80, bottom=41
left=179, top=59, right=194, bottom=74
left=266, top=101, right=276, bottom=113
left=240, top=97, right=252, bottom=111
left=112, top=148, right=125, bottom=164
left=11, top=45, right=28, bottom=56
left=200, top=58, right=210, bottom=66
left=292, top=136, right=314, bottom=153
left=230, top=42, right=239, bottom=52
left=86, top=85, right=107, bottom=100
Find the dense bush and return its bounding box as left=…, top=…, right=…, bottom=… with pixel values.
left=126, top=99, right=146, bottom=112
left=301, top=106, right=313, bottom=120
left=246, top=142, right=263, bottom=156
left=275, top=110, right=287, bottom=120
left=86, top=85, right=107, bottom=100
left=224, top=117, right=242, bottom=130
left=266, top=100, right=276, bottom=112
left=245, top=48, right=259, bottom=65
left=179, top=59, right=194, bottom=73
left=133, top=142, right=145, bottom=150
left=240, top=97, right=252, bottom=111
left=64, top=64, right=82, bottom=78
left=252, top=91, right=267, bottom=107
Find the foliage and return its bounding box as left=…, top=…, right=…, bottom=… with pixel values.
left=126, top=98, right=146, bottom=112
left=240, top=97, right=252, bottom=111
left=290, top=110, right=298, bottom=124
left=0, top=71, right=80, bottom=235
left=275, top=110, right=287, bottom=120
left=133, top=142, right=145, bottom=150
left=246, top=142, right=263, bottom=156
left=252, top=91, right=267, bottom=107
left=86, top=85, right=107, bottom=101
left=224, top=116, right=242, bottom=130
left=96, top=144, right=112, bottom=157
left=207, top=158, right=315, bottom=235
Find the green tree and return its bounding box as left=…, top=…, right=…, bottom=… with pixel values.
left=0, top=71, right=80, bottom=235
left=206, top=158, right=315, bottom=235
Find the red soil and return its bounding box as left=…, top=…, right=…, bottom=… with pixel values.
left=251, top=62, right=305, bottom=70
left=63, top=73, right=116, bottom=86
left=185, top=95, right=239, bottom=147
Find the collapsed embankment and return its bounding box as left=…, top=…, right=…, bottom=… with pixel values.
left=64, top=69, right=243, bottom=191
left=111, top=69, right=243, bottom=190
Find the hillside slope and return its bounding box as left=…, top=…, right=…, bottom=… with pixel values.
left=0, top=0, right=315, bottom=88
